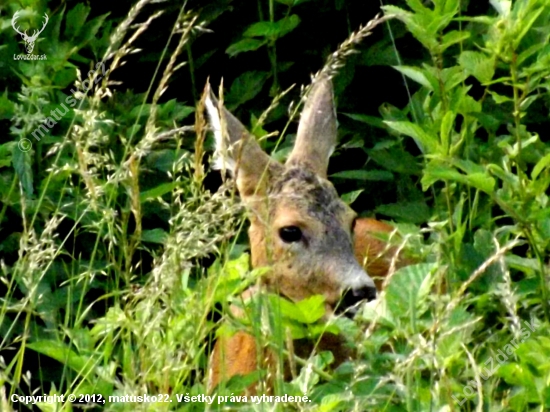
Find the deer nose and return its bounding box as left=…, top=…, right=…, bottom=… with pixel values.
left=338, top=285, right=377, bottom=317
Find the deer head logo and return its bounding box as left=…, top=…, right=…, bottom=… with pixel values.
left=12, top=10, right=49, bottom=54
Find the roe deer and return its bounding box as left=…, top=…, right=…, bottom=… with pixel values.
left=204, top=75, right=407, bottom=392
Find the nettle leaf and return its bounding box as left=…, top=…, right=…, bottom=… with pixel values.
left=222, top=253, right=251, bottom=280
left=440, top=110, right=455, bottom=152
left=331, top=170, right=394, bottom=181
left=173, top=105, right=195, bottom=121
left=12, top=145, right=33, bottom=197
left=27, top=341, right=97, bottom=380
left=532, top=153, right=550, bottom=180
left=489, top=90, right=512, bottom=104
left=65, top=4, right=91, bottom=40
left=145, top=149, right=191, bottom=172
left=226, top=38, right=267, bottom=57
left=441, top=66, right=469, bottom=90
left=385, top=263, right=436, bottom=321
left=276, top=14, right=301, bottom=36
left=76, top=13, right=109, bottom=45
left=458, top=51, right=495, bottom=84
left=270, top=294, right=325, bottom=324
left=393, top=65, right=433, bottom=89
left=243, top=21, right=278, bottom=38
left=405, top=0, right=430, bottom=14
left=405, top=14, right=440, bottom=50
left=141, top=229, right=168, bottom=244
left=342, top=113, right=386, bottom=129
left=517, top=43, right=547, bottom=66
left=385, top=121, right=439, bottom=154
left=439, top=0, right=460, bottom=14
left=422, top=162, right=495, bottom=193
left=367, top=147, right=421, bottom=175
left=0, top=93, right=15, bottom=120
left=295, top=295, right=326, bottom=324
left=511, top=6, right=544, bottom=50
left=225, top=71, right=270, bottom=110
left=0, top=142, right=14, bottom=168
left=376, top=201, right=431, bottom=224
left=341, top=189, right=363, bottom=205
left=243, top=15, right=300, bottom=39
left=440, top=30, right=470, bottom=51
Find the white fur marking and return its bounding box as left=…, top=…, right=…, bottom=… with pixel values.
left=205, top=93, right=236, bottom=173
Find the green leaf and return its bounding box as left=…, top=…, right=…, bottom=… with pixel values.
left=12, top=144, right=33, bottom=197
left=244, top=21, right=278, bottom=38
left=226, top=38, right=267, bottom=57
left=76, top=13, right=109, bottom=45
left=295, top=295, right=326, bottom=324
left=376, top=201, right=431, bottom=224
left=145, top=149, right=190, bottom=172
left=140, top=182, right=179, bottom=202
left=512, top=6, right=544, bottom=49
left=489, top=90, right=512, bottom=104
left=440, top=30, right=470, bottom=51
left=276, top=14, right=301, bottom=37
left=458, top=51, right=495, bottom=84
left=330, top=170, right=394, bottom=181
left=225, top=71, right=270, bottom=110
left=393, top=66, right=433, bottom=89
left=270, top=294, right=325, bottom=324
left=383, top=6, right=440, bottom=50
left=65, top=4, right=91, bottom=40
left=488, top=163, right=520, bottom=187
left=341, top=189, right=363, bottom=205
left=220, top=253, right=251, bottom=281
left=0, top=93, right=15, bottom=119
left=532, top=153, right=550, bottom=180
left=0, top=142, right=14, bottom=168
left=466, top=173, right=496, bottom=193
left=441, top=66, right=469, bottom=90
left=422, top=163, right=495, bottom=193
left=405, top=0, right=429, bottom=14
left=243, top=15, right=300, bottom=39
left=385, top=263, right=436, bottom=320
left=440, top=0, right=460, bottom=14
left=172, top=105, right=195, bottom=121
left=517, top=43, right=547, bottom=66
left=141, top=229, right=168, bottom=244
left=440, top=110, right=455, bottom=153
left=28, top=341, right=90, bottom=376
left=367, top=147, right=421, bottom=175
left=384, top=121, right=439, bottom=154
left=341, top=113, right=386, bottom=129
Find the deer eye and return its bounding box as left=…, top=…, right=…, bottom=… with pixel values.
left=279, top=226, right=302, bottom=243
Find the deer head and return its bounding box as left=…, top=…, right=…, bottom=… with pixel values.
left=12, top=11, right=49, bottom=54
left=204, top=76, right=376, bottom=315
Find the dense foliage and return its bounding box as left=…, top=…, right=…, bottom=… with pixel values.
left=1, top=0, right=550, bottom=410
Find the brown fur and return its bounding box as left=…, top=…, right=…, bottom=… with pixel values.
left=354, top=218, right=411, bottom=290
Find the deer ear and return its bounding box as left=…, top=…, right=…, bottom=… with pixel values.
left=203, top=82, right=281, bottom=198
left=286, top=75, right=337, bottom=178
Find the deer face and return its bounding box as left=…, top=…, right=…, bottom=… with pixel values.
left=204, top=76, right=376, bottom=315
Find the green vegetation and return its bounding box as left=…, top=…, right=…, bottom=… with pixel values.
left=1, top=0, right=550, bottom=410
